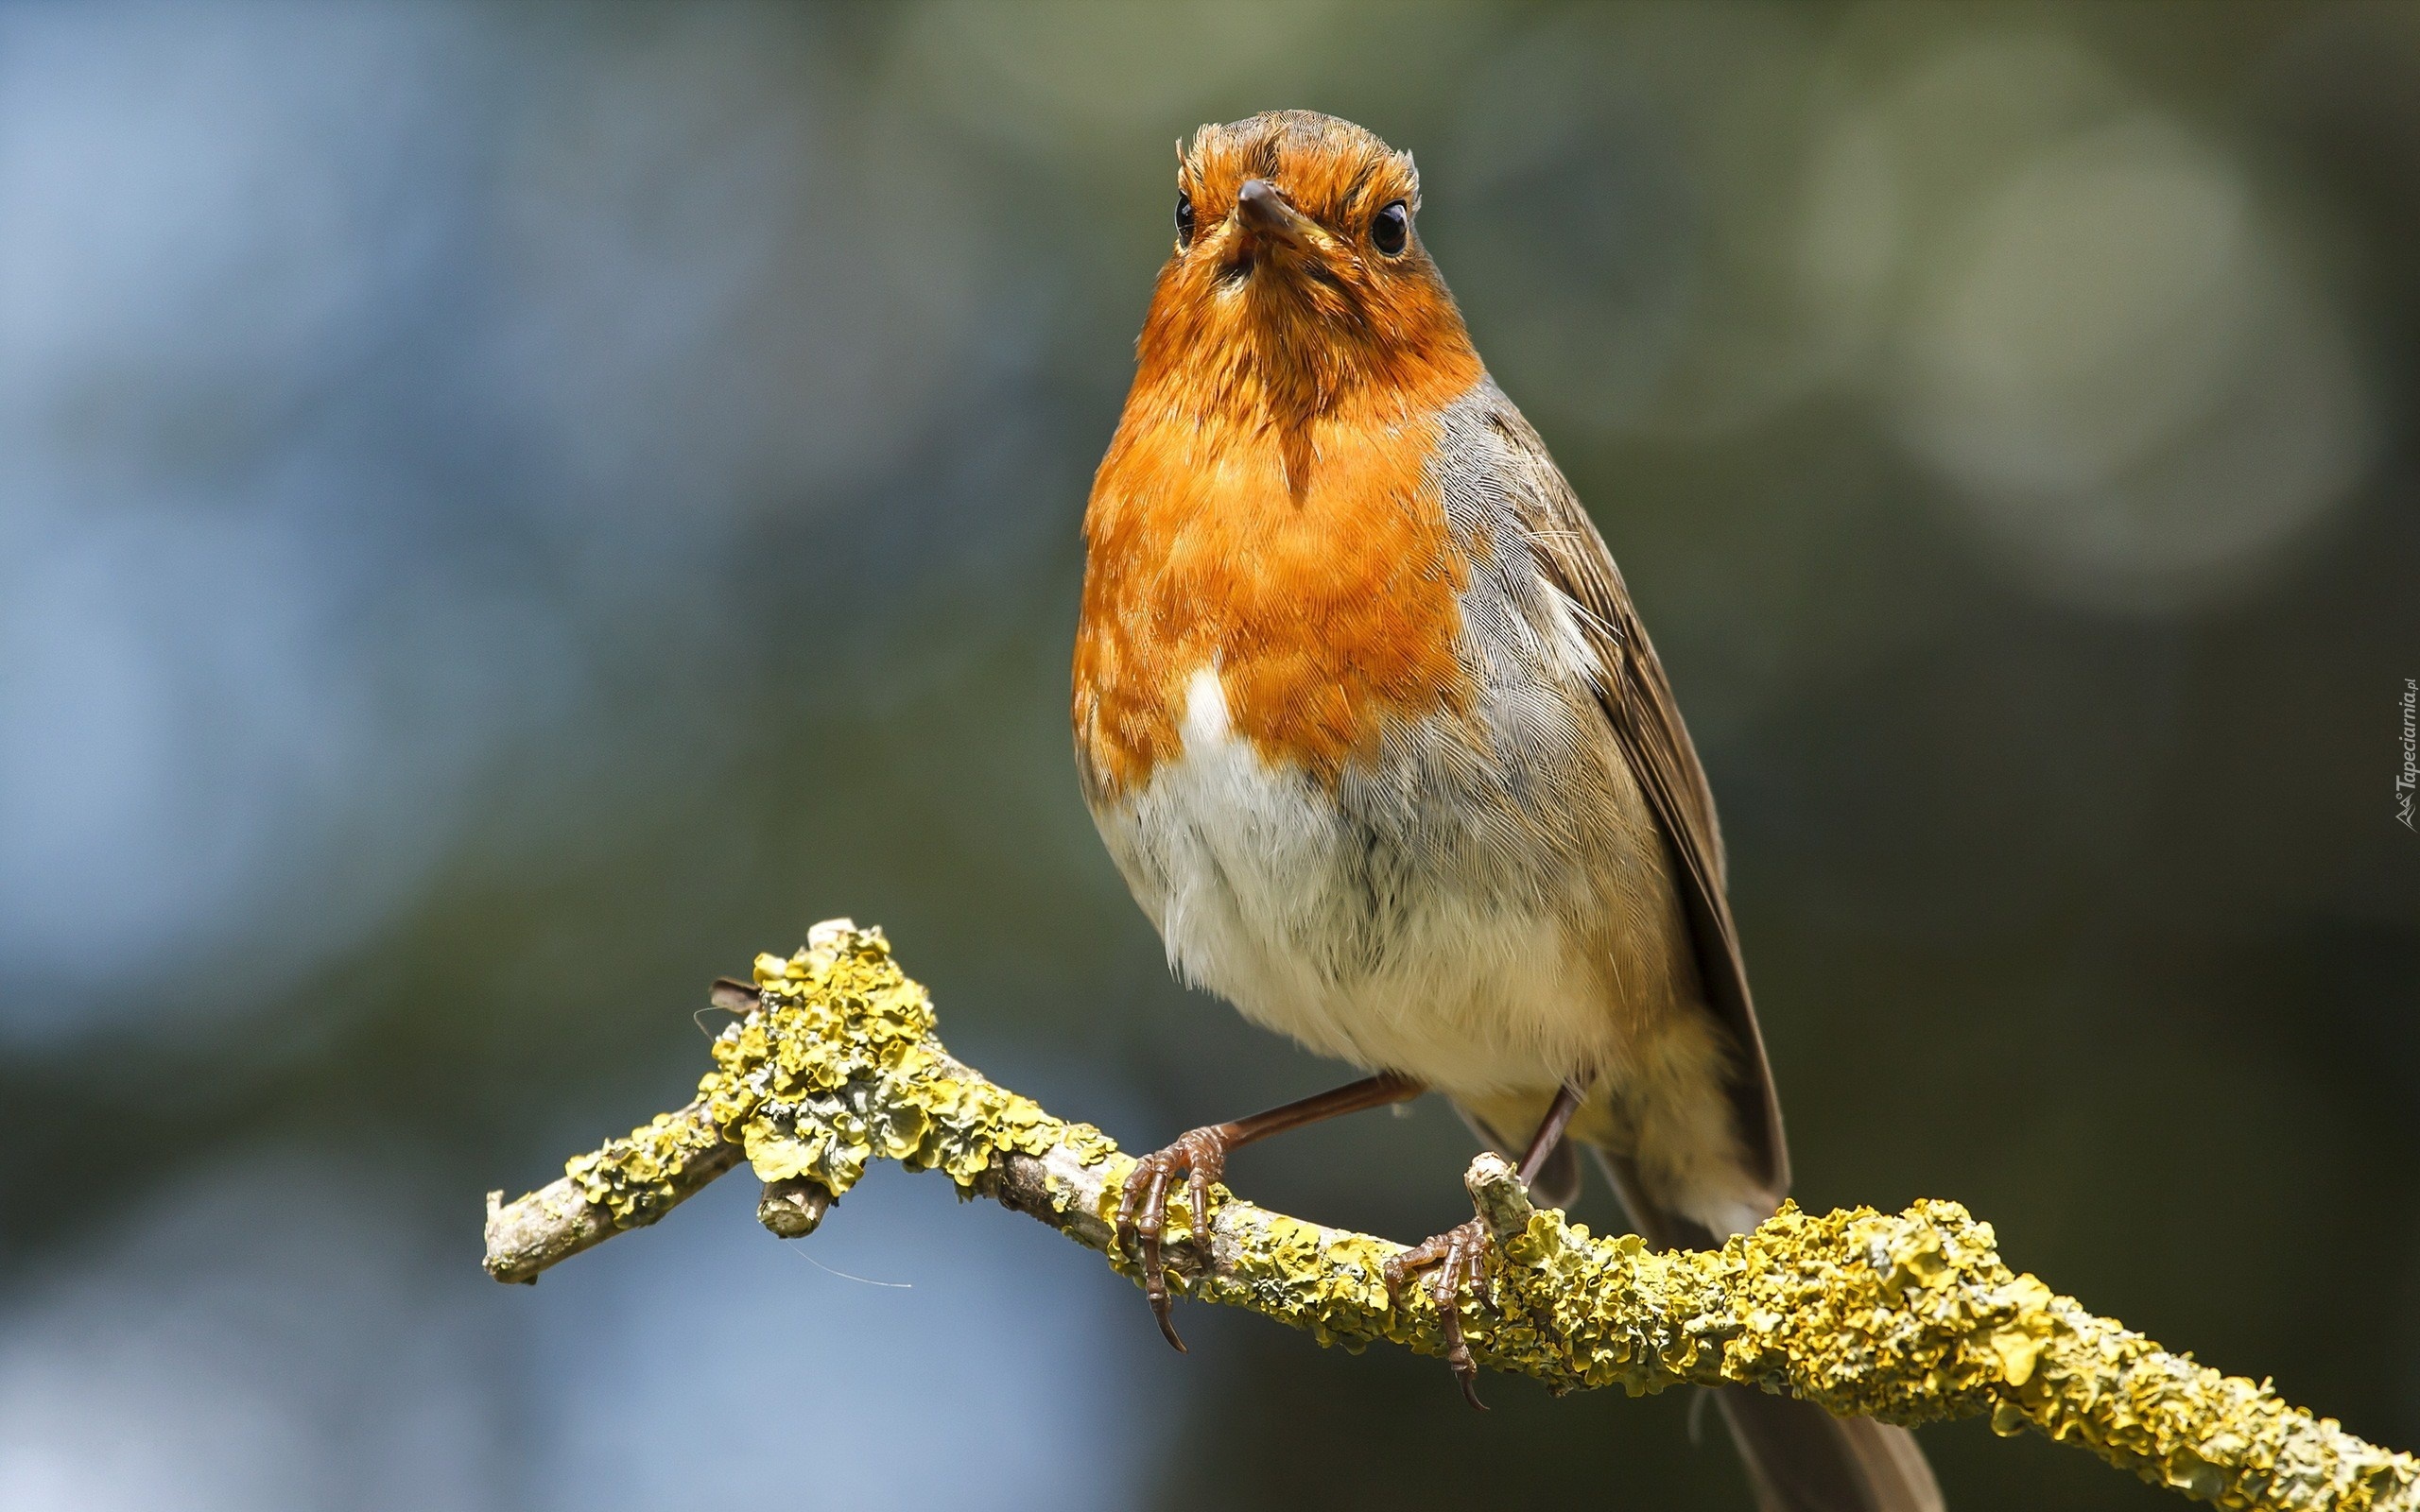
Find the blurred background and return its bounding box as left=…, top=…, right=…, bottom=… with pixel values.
left=1, top=2, right=2414, bottom=1508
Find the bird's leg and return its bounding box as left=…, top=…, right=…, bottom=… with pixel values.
left=1117, top=1071, right=1423, bottom=1351
left=1386, top=1077, right=1592, bottom=1409
left=1516, top=1078, right=1588, bottom=1187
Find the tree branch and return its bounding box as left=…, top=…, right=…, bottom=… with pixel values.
left=483, top=921, right=2419, bottom=1512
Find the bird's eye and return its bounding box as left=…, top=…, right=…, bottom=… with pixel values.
left=1372, top=200, right=1409, bottom=256
left=1174, top=190, right=1195, bottom=248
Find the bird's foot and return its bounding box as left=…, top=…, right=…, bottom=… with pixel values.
left=1115, top=1125, right=1233, bottom=1351
left=1385, top=1217, right=1495, bottom=1410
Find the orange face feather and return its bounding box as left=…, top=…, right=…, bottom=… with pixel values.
left=1075, top=112, right=1489, bottom=796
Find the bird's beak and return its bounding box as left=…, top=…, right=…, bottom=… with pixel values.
left=1233, top=177, right=1316, bottom=252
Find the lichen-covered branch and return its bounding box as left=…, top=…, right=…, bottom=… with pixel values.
left=484, top=921, right=2420, bottom=1512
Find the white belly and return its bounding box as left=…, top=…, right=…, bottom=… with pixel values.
left=1090, top=668, right=1630, bottom=1103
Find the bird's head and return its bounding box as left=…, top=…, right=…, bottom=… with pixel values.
left=1132, top=111, right=1481, bottom=425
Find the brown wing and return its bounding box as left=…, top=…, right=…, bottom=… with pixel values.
left=1483, top=401, right=1789, bottom=1200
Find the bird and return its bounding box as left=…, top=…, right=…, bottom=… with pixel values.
left=1070, top=110, right=1941, bottom=1512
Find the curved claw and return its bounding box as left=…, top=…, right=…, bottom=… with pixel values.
left=1114, top=1126, right=1232, bottom=1353
left=1384, top=1217, right=1495, bottom=1411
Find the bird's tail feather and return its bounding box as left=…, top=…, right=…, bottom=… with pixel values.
left=1588, top=1148, right=1945, bottom=1512
left=1713, top=1383, right=1942, bottom=1512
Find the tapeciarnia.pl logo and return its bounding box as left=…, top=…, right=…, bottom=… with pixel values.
left=2399, top=677, right=2416, bottom=831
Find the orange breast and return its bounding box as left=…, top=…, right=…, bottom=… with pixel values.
left=1074, top=400, right=1474, bottom=797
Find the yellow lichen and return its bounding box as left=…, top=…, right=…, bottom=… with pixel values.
left=541, top=925, right=2420, bottom=1512
left=563, top=1109, right=724, bottom=1226
left=569, top=922, right=1123, bottom=1224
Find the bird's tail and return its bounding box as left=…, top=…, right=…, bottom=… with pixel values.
left=1709, top=1386, right=1942, bottom=1512
left=1590, top=1149, right=1945, bottom=1512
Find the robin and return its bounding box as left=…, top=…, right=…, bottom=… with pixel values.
left=1072, top=111, right=1941, bottom=1512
